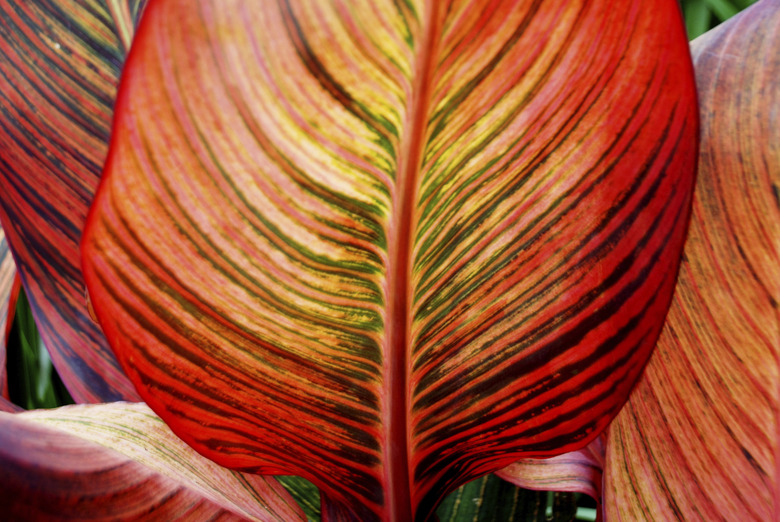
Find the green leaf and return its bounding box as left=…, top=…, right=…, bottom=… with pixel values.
left=704, top=0, right=739, bottom=20
left=682, top=0, right=713, bottom=38
left=6, top=290, right=74, bottom=409
left=279, top=476, right=322, bottom=521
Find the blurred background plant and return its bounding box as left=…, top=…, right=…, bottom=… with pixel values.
left=0, top=0, right=759, bottom=520
left=681, top=0, right=758, bottom=38
left=6, top=289, right=73, bottom=410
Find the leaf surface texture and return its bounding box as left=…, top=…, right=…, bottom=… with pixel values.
left=0, top=402, right=306, bottom=520
left=0, top=0, right=148, bottom=402
left=83, top=0, right=698, bottom=518
left=604, top=1, right=780, bottom=519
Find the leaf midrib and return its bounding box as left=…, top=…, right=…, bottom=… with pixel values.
left=383, top=2, right=440, bottom=519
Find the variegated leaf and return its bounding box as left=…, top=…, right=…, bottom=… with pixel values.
left=82, top=0, right=698, bottom=519
left=0, top=402, right=306, bottom=520
left=604, top=1, right=780, bottom=519
left=0, top=0, right=146, bottom=402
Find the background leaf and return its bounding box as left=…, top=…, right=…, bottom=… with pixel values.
left=5, top=289, right=74, bottom=409
left=0, top=402, right=306, bottom=520
left=278, top=476, right=322, bottom=522
left=83, top=0, right=697, bottom=519
left=496, top=436, right=604, bottom=514
left=680, top=0, right=759, bottom=38
left=0, top=0, right=146, bottom=402
left=604, top=1, right=780, bottom=519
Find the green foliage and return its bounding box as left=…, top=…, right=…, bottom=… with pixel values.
left=278, top=476, right=321, bottom=521
left=438, top=476, right=575, bottom=522
left=6, top=289, right=73, bottom=410
left=680, top=0, right=758, bottom=38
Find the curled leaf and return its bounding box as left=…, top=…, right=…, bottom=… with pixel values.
left=0, top=402, right=305, bottom=520
left=496, top=435, right=604, bottom=511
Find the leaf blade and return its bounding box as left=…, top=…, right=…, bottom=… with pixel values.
left=83, top=0, right=698, bottom=518
left=0, top=0, right=146, bottom=402
left=0, top=402, right=306, bottom=521
left=604, top=1, right=780, bottom=519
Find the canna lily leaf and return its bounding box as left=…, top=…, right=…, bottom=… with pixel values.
left=495, top=436, right=604, bottom=513
left=604, top=1, right=779, bottom=519
left=0, top=402, right=306, bottom=521
left=0, top=0, right=147, bottom=402
left=82, top=0, right=698, bottom=519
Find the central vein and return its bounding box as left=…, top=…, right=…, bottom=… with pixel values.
left=383, top=2, right=439, bottom=519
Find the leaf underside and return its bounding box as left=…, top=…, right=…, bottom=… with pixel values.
left=496, top=435, right=604, bottom=508
left=604, top=1, right=779, bottom=519
left=82, top=0, right=698, bottom=519
left=0, top=403, right=306, bottom=521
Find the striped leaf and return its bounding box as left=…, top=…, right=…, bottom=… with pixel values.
left=0, top=0, right=147, bottom=402
left=496, top=436, right=604, bottom=511
left=604, top=1, right=779, bottom=519
left=0, top=402, right=306, bottom=520
left=82, top=0, right=698, bottom=519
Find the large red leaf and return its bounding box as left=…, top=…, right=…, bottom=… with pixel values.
left=604, top=1, right=779, bottom=519
left=82, top=0, right=698, bottom=519
left=0, top=0, right=146, bottom=402
left=0, top=402, right=306, bottom=520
